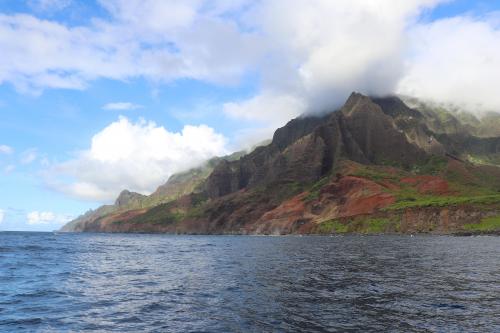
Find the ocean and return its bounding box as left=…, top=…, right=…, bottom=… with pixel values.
left=0, top=232, right=499, bottom=332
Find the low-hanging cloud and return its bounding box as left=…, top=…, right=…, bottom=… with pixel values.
left=250, top=2, right=422, bottom=104
left=398, top=14, right=500, bottom=112
left=44, top=116, right=228, bottom=201
left=224, top=1, right=500, bottom=127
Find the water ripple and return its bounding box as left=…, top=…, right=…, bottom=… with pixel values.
left=0, top=232, right=499, bottom=332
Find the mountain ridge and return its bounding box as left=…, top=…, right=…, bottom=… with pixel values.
left=61, top=92, right=500, bottom=235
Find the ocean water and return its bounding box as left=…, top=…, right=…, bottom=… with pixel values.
left=0, top=233, right=498, bottom=332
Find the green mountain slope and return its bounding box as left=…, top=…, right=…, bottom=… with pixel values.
left=59, top=151, right=246, bottom=232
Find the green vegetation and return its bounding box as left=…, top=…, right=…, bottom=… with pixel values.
left=361, top=218, right=392, bottom=233
left=387, top=194, right=500, bottom=210
left=375, top=156, right=406, bottom=169
left=186, top=193, right=209, bottom=218
left=413, top=156, right=448, bottom=175
left=305, top=176, right=331, bottom=202
left=191, top=192, right=208, bottom=207
left=115, top=203, right=186, bottom=225
left=316, top=217, right=400, bottom=234
left=185, top=205, right=205, bottom=219
left=463, top=216, right=500, bottom=232
left=350, top=166, right=402, bottom=182
left=343, top=158, right=500, bottom=212
left=349, top=217, right=400, bottom=233
left=274, top=181, right=304, bottom=202
left=316, top=219, right=348, bottom=233
left=467, top=154, right=494, bottom=166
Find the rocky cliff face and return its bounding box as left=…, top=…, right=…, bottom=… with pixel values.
left=205, top=93, right=427, bottom=200
left=61, top=92, right=500, bottom=235
left=114, top=190, right=146, bottom=208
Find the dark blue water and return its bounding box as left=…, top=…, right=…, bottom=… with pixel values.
left=0, top=233, right=499, bottom=332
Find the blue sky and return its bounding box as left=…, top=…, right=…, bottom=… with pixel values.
left=1, top=0, right=500, bottom=231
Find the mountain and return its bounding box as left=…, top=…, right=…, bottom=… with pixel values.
left=59, top=148, right=254, bottom=232
left=402, top=96, right=500, bottom=138
left=61, top=93, right=500, bottom=235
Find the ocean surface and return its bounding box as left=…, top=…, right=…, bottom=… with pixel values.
left=0, top=233, right=498, bottom=332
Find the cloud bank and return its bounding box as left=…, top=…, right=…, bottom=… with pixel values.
left=27, top=210, right=71, bottom=225
left=398, top=13, right=500, bottom=111
left=2, top=1, right=500, bottom=116
left=45, top=116, right=227, bottom=201
left=230, top=0, right=444, bottom=123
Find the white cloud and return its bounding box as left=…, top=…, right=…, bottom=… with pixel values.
left=28, top=0, right=71, bottom=12
left=27, top=210, right=71, bottom=225
left=220, top=0, right=445, bottom=136
left=1, top=0, right=500, bottom=124
left=102, top=102, right=143, bottom=111
left=21, top=148, right=38, bottom=164
left=27, top=211, right=54, bottom=225
left=0, top=209, right=4, bottom=224
left=98, top=0, right=200, bottom=33
left=0, top=145, right=13, bottom=154
left=223, top=1, right=443, bottom=122
left=224, top=93, right=307, bottom=128
left=220, top=1, right=500, bottom=127
left=398, top=14, right=500, bottom=112
left=45, top=116, right=227, bottom=201
left=0, top=1, right=262, bottom=93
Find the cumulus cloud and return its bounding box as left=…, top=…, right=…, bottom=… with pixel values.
left=223, top=0, right=449, bottom=125
left=27, top=211, right=71, bottom=225
left=0, top=145, right=13, bottom=154
left=398, top=14, right=500, bottom=112
left=102, top=102, right=143, bottom=111
left=223, top=1, right=500, bottom=124
left=45, top=116, right=227, bottom=201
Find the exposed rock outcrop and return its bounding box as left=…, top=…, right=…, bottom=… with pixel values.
left=205, top=92, right=427, bottom=200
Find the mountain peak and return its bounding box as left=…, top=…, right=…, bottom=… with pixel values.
left=115, top=190, right=145, bottom=207
left=342, top=92, right=371, bottom=111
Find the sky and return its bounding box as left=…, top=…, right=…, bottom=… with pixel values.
left=1, top=0, right=500, bottom=231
